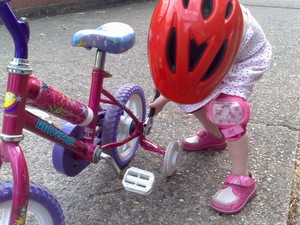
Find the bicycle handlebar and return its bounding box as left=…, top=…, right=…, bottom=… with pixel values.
left=0, top=2, right=29, bottom=59
left=148, top=90, right=160, bottom=118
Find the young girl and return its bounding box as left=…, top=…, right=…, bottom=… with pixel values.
left=148, top=0, right=272, bottom=214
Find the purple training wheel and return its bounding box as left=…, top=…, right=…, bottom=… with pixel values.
left=52, top=123, right=90, bottom=177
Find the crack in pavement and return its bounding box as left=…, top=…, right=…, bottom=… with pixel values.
left=287, top=133, right=300, bottom=225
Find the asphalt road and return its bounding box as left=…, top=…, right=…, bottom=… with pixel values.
left=0, top=0, right=299, bottom=224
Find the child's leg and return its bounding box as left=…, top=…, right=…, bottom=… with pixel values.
left=193, top=107, right=223, bottom=139
left=211, top=132, right=256, bottom=214
left=203, top=95, right=256, bottom=214
left=227, top=133, right=249, bottom=176
left=192, top=106, right=249, bottom=176
left=181, top=106, right=227, bottom=151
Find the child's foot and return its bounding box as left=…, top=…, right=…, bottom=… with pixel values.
left=211, top=173, right=257, bottom=214
left=181, top=129, right=227, bottom=151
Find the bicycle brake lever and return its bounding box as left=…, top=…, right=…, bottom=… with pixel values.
left=143, top=90, right=160, bottom=136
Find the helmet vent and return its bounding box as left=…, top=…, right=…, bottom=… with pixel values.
left=182, top=0, right=190, bottom=9
left=225, top=1, right=233, bottom=19
left=201, top=0, right=214, bottom=19
left=167, top=28, right=177, bottom=73
left=201, top=40, right=228, bottom=81
left=189, top=40, right=207, bottom=72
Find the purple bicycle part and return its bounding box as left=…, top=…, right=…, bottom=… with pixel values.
left=101, top=84, right=146, bottom=169
left=52, top=123, right=90, bottom=177
left=0, top=2, right=29, bottom=58
left=0, top=180, right=65, bottom=225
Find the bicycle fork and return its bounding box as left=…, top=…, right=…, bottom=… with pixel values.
left=0, top=59, right=32, bottom=225
left=0, top=59, right=120, bottom=225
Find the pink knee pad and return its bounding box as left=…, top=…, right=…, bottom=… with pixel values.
left=206, top=94, right=250, bottom=141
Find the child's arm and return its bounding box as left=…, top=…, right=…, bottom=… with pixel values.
left=149, top=95, right=170, bottom=115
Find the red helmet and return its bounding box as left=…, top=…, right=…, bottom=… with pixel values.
left=148, top=0, right=244, bottom=104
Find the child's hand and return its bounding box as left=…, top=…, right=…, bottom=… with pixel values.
left=149, top=95, right=169, bottom=115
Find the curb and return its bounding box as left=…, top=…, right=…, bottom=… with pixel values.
left=11, top=0, right=148, bottom=18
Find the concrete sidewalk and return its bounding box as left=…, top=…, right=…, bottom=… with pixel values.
left=0, top=0, right=299, bottom=224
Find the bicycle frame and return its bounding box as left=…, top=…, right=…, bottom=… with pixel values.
left=0, top=0, right=173, bottom=223
left=0, top=2, right=163, bottom=224
left=24, top=74, right=146, bottom=162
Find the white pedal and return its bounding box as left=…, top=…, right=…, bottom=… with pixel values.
left=122, top=167, right=155, bottom=195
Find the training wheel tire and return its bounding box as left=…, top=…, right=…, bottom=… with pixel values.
left=163, top=141, right=180, bottom=176
left=52, top=123, right=90, bottom=177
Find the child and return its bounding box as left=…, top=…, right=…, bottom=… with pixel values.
left=148, top=0, right=272, bottom=214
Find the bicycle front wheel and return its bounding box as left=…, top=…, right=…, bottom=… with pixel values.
left=0, top=180, right=64, bottom=225
left=102, top=84, right=146, bottom=169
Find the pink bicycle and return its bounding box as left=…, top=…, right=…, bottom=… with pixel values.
left=0, top=1, right=180, bottom=224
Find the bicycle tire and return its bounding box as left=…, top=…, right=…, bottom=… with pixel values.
left=102, top=84, right=146, bottom=169
left=0, top=180, right=65, bottom=225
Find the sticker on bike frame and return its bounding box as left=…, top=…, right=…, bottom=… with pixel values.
left=4, top=91, right=22, bottom=113
left=35, top=119, right=75, bottom=146
left=15, top=204, right=27, bottom=225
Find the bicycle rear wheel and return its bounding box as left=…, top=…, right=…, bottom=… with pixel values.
left=0, top=180, right=64, bottom=225
left=102, top=84, right=146, bottom=169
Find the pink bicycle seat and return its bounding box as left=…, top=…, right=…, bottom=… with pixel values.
left=72, top=22, right=135, bottom=54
